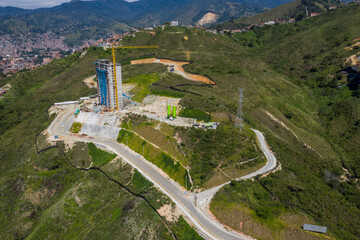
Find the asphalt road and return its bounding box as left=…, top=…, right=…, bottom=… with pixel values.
left=48, top=107, right=277, bottom=240
left=196, top=129, right=278, bottom=209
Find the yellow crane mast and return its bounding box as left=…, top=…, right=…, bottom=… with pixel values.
left=110, top=44, right=159, bottom=110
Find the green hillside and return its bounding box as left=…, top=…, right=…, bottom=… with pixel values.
left=236, top=0, right=302, bottom=25
left=0, top=0, right=291, bottom=46
left=0, top=48, right=201, bottom=239
left=212, top=3, right=360, bottom=240
left=120, top=5, right=360, bottom=239
left=1, top=3, right=360, bottom=239
left=217, top=0, right=341, bottom=28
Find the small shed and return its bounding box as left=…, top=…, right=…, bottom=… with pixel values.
left=303, top=224, right=327, bottom=234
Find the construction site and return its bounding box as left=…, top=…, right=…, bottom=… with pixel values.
left=52, top=45, right=219, bottom=141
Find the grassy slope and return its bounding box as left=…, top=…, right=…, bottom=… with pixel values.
left=119, top=111, right=264, bottom=189
left=211, top=180, right=330, bottom=240
left=23, top=142, right=200, bottom=240
left=88, top=142, right=117, bottom=166
left=1, top=6, right=360, bottom=238
left=118, top=11, right=360, bottom=238
left=178, top=124, right=265, bottom=189
left=217, top=0, right=340, bottom=29
left=124, top=73, right=160, bottom=102
left=1, top=50, right=101, bottom=240
left=127, top=120, right=189, bottom=166
left=121, top=27, right=333, bottom=160
left=121, top=57, right=265, bottom=189
left=178, top=108, right=211, bottom=121
left=0, top=47, right=201, bottom=239
left=211, top=4, right=360, bottom=240
left=235, top=0, right=301, bottom=26
left=244, top=3, right=360, bottom=178
left=117, top=129, right=191, bottom=189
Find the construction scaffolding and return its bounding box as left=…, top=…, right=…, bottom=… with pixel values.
left=95, top=59, right=123, bottom=110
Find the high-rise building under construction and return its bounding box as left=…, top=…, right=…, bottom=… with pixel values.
left=95, top=59, right=123, bottom=110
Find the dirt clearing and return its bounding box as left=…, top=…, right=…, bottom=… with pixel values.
left=123, top=95, right=195, bottom=127
left=157, top=204, right=182, bottom=222
left=83, top=75, right=97, bottom=89
left=131, top=58, right=216, bottom=85
left=197, top=12, right=219, bottom=26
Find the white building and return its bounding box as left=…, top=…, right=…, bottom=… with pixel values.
left=95, top=59, right=123, bottom=110
left=264, top=21, right=276, bottom=25
left=170, top=21, right=179, bottom=26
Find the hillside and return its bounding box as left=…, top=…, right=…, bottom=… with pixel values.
left=217, top=0, right=341, bottom=28
left=0, top=6, right=33, bottom=16
left=233, top=0, right=302, bottom=26
left=211, top=3, right=360, bottom=239
left=0, top=48, right=203, bottom=239
left=133, top=0, right=266, bottom=27
left=1, top=3, right=360, bottom=239
left=0, top=0, right=294, bottom=46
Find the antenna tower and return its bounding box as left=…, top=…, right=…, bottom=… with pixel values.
left=235, top=88, right=244, bottom=131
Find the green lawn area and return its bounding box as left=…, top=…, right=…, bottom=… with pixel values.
left=173, top=216, right=203, bottom=240
left=179, top=108, right=211, bottom=122
left=88, top=142, right=117, bottom=166
left=70, top=122, right=82, bottom=133
left=124, top=73, right=160, bottom=102
left=210, top=180, right=328, bottom=240
left=117, top=129, right=191, bottom=189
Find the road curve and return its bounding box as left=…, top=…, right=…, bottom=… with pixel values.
left=196, top=129, right=277, bottom=209
left=48, top=107, right=277, bottom=240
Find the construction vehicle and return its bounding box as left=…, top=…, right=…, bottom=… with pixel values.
left=105, top=44, right=159, bottom=110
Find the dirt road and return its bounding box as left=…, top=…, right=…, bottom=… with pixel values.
left=131, top=58, right=216, bottom=85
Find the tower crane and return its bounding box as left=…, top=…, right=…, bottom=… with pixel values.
left=106, top=44, right=159, bottom=110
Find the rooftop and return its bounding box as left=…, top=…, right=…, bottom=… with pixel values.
left=303, top=224, right=327, bottom=234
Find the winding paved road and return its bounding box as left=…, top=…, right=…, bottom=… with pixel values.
left=48, top=106, right=277, bottom=240
left=196, top=129, right=277, bottom=209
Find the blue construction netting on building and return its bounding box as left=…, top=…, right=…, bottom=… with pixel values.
left=96, top=69, right=108, bottom=106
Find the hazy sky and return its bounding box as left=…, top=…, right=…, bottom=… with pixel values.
left=0, top=0, right=138, bottom=9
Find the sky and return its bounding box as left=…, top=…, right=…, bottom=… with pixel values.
left=0, top=0, right=137, bottom=9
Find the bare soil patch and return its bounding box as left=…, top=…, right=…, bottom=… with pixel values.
left=131, top=58, right=216, bottom=85
left=197, top=12, right=219, bottom=26
left=157, top=204, right=182, bottom=222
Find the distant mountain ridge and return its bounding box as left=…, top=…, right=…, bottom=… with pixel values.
left=0, top=0, right=295, bottom=45
left=0, top=6, right=33, bottom=16
left=217, top=0, right=342, bottom=28
left=132, top=0, right=268, bottom=26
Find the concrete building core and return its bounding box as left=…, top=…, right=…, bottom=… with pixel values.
left=95, top=59, right=123, bottom=110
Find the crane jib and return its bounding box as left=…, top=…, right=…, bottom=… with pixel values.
left=110, top=45, right=159, bottom=110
